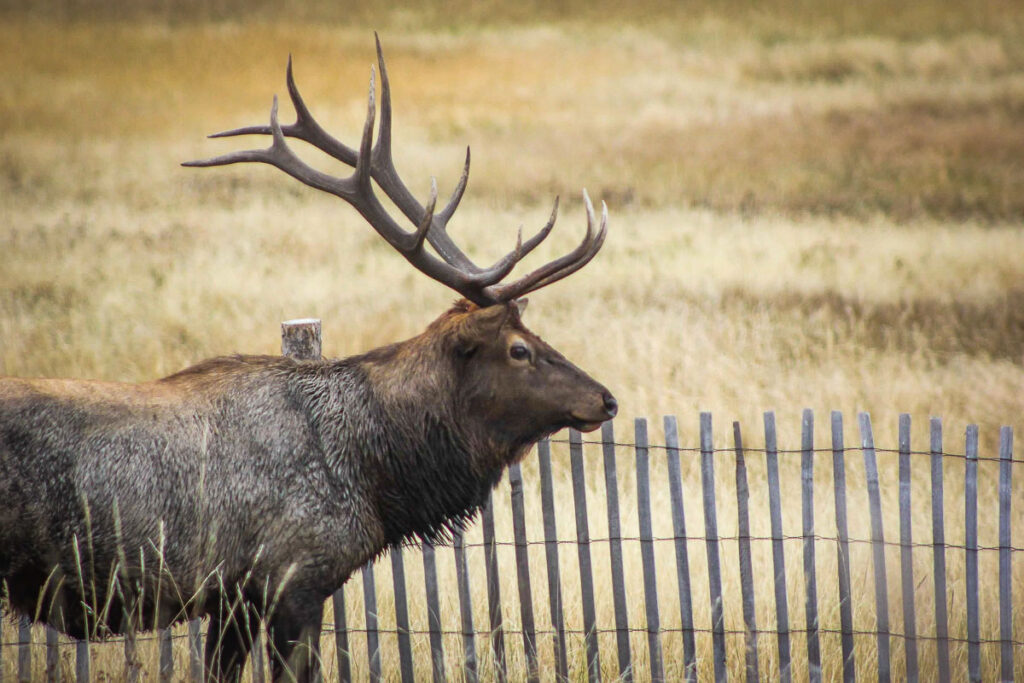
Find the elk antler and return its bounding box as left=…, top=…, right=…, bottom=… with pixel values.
left=183, top=35, right=607, bottom=306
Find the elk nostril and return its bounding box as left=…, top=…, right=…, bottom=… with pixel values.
left=603, top=392, right=618, bottom=417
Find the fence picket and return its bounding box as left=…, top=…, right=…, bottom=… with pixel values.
left=898, top=414, right=919, bottom=681
left=508, top=463, right=539, bottom=682
left=998, top=426, right=1014, bottom=682
left=763, top=411, right=792, bottom=683
left=75, top=639, right=89, bottom=683
left=732, top=422, right=759, bottom=683
left=422, top=541, right=445, bottom=683
left=45, top=626, right=59, bottom=683
left=664, top=415, right=697, bottom=681
left=18, top=615, right=30, bottom=683
left=537, top=438, right=570, bottom=681
left=361, top=563, right=381, bottom=682
left=700, top=412, right=726, bottom=682
left=188, top=618, right=202, bottom=683
left=600, top=422, right=632, bottom=681
left=570, top=428, right=601, bottom=683
left=332, top=587, right=350, bottom=683
left=801, top=409, right=821, bottom=682
left=635, top=418, right=664, bottom=682
left=830, top=411, right=855, bottom=682
left=481, top=494, right=507, bottom=682
left=453, top=528, right=478, bottom=683
left=390, top=545, right=415, bottom=683
left=158, top=627, right=172, bottom=683
left=930, top=417, right=951, bottom=683
left=964, top=425, right=980, bottom=683
left=860, top=412, right=890, bottom=683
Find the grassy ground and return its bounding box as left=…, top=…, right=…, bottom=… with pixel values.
left=2, top=2, right=1023, bottom=679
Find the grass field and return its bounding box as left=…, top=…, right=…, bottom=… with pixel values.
left=2, top=1, right=1023, bottom=679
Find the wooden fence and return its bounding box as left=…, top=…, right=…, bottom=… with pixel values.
left=1, top=322, right=1020, bottom=681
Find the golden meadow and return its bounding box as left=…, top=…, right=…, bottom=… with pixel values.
left=2, top=1, right=1023, bottom=679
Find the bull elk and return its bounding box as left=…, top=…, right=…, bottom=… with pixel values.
left=0, top=37, right=615, bottom=682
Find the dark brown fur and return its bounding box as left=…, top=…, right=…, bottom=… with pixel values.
left=0, top=300, right=615, bottom=681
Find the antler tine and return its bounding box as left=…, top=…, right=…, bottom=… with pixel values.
left=485, top=190, right=608, bottom=301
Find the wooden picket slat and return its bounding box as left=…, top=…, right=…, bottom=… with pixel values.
left=964, top=425, right=980, bottom=683
left=859, top=412, right=890, bottom=683
left=732, top=421, right=759, bottom=683
left=75, top=639, right=89, bottom=683
left=930, top=417, right=951, bottom=683
left=569, top=428, right=601, bottom=683
left=998, top=426, right=1014, bottom=683
left=481, top=494, right=507, bottom=683
left=332, top=589, right=350, bottom=683
left=763, top=411, right=792, bottom=683
left=800, top=409, right=821, bottom=682
left=18, top=615, right=30, bottom=683
left=635, top=418, right=664, bottom=682
left=188, top=619, right=202, bottom=683
left=389, top=545, right=415, bottom=683
left=664, top=415, right=697, bottom=681
left=362, top=563, right=381, bottom=682
left=508, top=463, right=539, bottom=682
left=830, top=411, right=855, bottom=682
left=898, top=414, right=919, bottom=681
left=45, top=626, right=59, bottom=683
left=422, top=541, right=446, bottom=683
left=537, top=438, right=570, bottom=682
left=700, top=412, right=726, bottom=683
left=158, top=627, right=172, bottom=683
left=453, top=528, right=478, bottom=683
left=600, top=422, right=632, bottom=681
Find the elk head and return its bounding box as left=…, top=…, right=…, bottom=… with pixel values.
left=184, top=35, right=616, bottom=443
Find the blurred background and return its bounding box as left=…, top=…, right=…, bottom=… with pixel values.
left=2, top=1, right=1024, bottom=679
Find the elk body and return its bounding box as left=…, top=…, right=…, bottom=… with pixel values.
left=0, top=38, right=615, bottom=682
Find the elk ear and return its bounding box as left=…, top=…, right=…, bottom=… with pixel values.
left=513, top=298, right=528, bottom=318
left=456, top=303, right=510, bottom=354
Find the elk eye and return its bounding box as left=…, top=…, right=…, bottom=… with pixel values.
left=509, top=343, right=531, bottom=361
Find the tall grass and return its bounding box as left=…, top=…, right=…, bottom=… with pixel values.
left=2, top=2, right=1023, bottom=679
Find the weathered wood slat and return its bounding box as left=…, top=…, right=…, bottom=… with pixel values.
left=75, top=639, right=89, bottom=683
left=964, top=425, right=980, bottom=683
left=569, top=428, right=601, bottom=683
left=124, top=629, right=140, bottom=683
left=929, top=417, right=951, bottom=683
left=898, top=414, right=919, bottom=681
left=700, top=412, right=726, bottom=683
left=664, top=416, right=697, bottom=682
left=998, top=426, right=1014, bottom=683
left=45, top=626, right=59, bottom=683
left=732, top=421, right=760, bottom=683
left=422, top=541, right=446, bottom=683
left=508, top=463, right=539, bottom=682
left=18, top=615, right=30, bottom=683
left=188, top=618, right=202, bottom=683
left=361, top=563, right=381, bottom=682
left=859, top=412, right=890, bottom=683
left=453, top=528, right=478, bottom=683
left=537, top=438, right=569, bottom=682
left=800, top=409, right=821, bottom=682
left=763, top=411, right=792, bottom=683
left=830, top=411, right=855, bottom=682
left=599, top=422, right=631, bottom=681
left=158, top=627, right=172, bottom=683
left=635, top=418, right=664, bottom=682
left=389, top=545, right=415, bottom=683
left=481, top=494, right=507, bottom=683
left=332, top=589, right=350, bottom=683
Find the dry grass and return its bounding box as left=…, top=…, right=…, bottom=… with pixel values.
left=2, top=2, right=1024, bottom=679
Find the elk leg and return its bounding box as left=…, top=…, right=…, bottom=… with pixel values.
left=204, top=599, right=260, bottom=683
left=267, top=607, right=323, bottom=683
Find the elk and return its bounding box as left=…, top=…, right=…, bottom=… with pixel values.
left=0, top=37, right=615, bottom=682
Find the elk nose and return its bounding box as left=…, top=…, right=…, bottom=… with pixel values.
left=602, top=392, right=618, bottom=418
